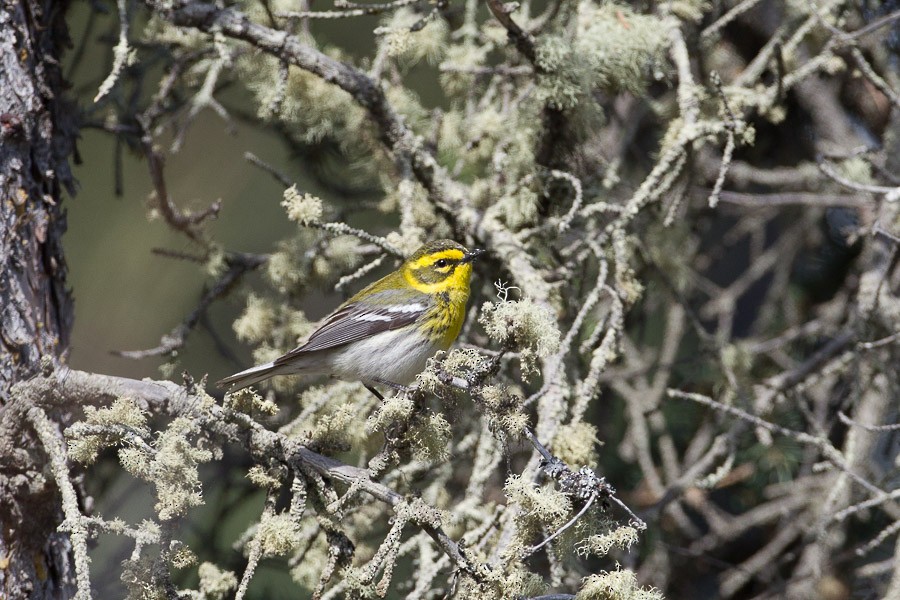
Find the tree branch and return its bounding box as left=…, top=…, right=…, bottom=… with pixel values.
left=484, top=0, right=538, bottom=64
left=10, top=367, right=483, bottom=580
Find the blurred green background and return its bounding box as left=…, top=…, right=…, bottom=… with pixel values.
left=67, top=114, right=288, bottom=377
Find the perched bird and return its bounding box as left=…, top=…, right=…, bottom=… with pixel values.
left=217, top=239, right=484, bottom=396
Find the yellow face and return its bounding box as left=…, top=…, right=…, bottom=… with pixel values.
left=402, top=248, right=474, bottom=294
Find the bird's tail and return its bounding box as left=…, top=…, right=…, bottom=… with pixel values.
left=216, top=361, right=282, bottom=391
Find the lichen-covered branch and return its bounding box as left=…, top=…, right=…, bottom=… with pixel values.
left=8, top=0, right=900, bottom=597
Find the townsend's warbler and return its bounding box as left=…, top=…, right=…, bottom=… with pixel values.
left=217, top=240, right=484, bottom=393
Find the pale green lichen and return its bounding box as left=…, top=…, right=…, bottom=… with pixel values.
left=67, top=397, right=149, bottom=464
left=455, top=558, right=547, bottom=599
left=197, top=562, right=238, bottom=600
left=837, top=156, right=874, bottom=185
left=155, top=418, right=213, bottom=520
left=552, top=422, right=601, bottom=467
left=247, top=465, right=282, bottom=490
left=497, top=567, right=547, bottom=598
left=278, top=382, right=377, bottom=446
left=122, top=556, right=166, bottom=600
left=285, top=308, right=316, bottom=342
left=117, top=417, right=213, bottom=521
left=258, top=512, right=302, bottom=557
left=205, top=247, right=227, bottom=279
left=577, top=525, right=639, bottom=557
left=495, top=187, right=542, bottom=231
left=170, top=541, right=197, bottom=569
left=575, top=3, right=669, bottom=94
left=416, top=348, right=492, bottom=394
left=308, top=402, right=357, bottom=450
left=576, top=568, right=664, bottom=600
left=78, top=396, right=147, bottom=429
left=312, top=235, right=363, bottom=280
left=721, top=343, right=754, bottom=387
left=488, top=117, right=539, bottom=181
left=406, top=411, right=452, bottom=462
left=366, top=395, right=415, bottom=432
left=385, top=229, right=426, bottom=256
left=240, top=50, right=369, bottom=160
left=505, top=475, right=573, bottom=550
left=282, top=185, right=323, bottom=224
left=338, top=565, right=379, bottom=599
left=365, top=394, right=451, bottom=462
left=535, top=3, right=668, bottom=111
left=480, top=385, right=529, bottom=439
left=439, top=42, right=490, bottom=97
left=480, top=299, right=561, bottom=375
left=266, top=237, right=310, bottom=294
left=536, top=36, right=586, bottom=110
left=224, top=388, right=279, bottom=416
left=142, top=15, right=207, bottom=50
left=396, top=496, right=445, bottom=527
left=118, top=446, right=151, bottom=479
left=385, top=85, right=429, bottom=131
left=378, top=9, right=449, bottom=66
left=379, top=178, right=439, bottom=235
left=233, top=294, right=276, bottom=344
left=366, top=394, right=450, bottom=461
left=251, top=345, right=285, bottom=370
left=437, top=109, right=467, bottom=164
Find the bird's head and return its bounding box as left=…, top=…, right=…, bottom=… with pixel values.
left=401, top=239, right=485, bottom=293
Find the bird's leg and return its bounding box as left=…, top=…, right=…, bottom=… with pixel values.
left=364, top=384, right=385, bottom=401
left=372, top=377, right=416, bottom=395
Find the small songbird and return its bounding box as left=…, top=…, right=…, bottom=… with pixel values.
left=217, top=240, right=484, bottom=395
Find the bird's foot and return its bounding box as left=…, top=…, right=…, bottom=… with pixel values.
left=371, top=378, right=418, bottom=396
left=364, top=384, right=386, bottom=401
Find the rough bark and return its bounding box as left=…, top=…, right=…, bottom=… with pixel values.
left=0, top=0, right=78, bottom=597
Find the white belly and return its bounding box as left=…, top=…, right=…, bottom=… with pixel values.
left=325, top=327, right=441, bottom=385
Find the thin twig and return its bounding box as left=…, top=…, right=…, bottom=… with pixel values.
left=311, top=221, right=404, bottom=258
left=483, top=0, right=537, bottom=64
left=524, top=493, right=597, bottom=557
left=714, top=190, right=870, bottom=208
left=838, top=411, right=900, bottom=432
left=700, top=0, right=765, bottom=42
left=138, top=118, right=223, bottom=245
left=818, top=159, right=900, bottom=201
left=94, top=0, right=130, bottom=102
left=244, top=152, right=294, bottom=188
left=234, top=498, right=274, bottom=600
left=26, top=407, right=92, bottom=600
left=277, top=0, right=418, bottom=19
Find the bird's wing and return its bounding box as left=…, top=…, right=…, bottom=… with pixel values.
left=274, top=292, right=431, bottom=363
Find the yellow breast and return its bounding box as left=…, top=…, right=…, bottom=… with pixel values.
left=403, top=260, right=473, bottom=348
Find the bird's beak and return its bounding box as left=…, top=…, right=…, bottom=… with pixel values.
left=462, top=248, right=486, bottom=263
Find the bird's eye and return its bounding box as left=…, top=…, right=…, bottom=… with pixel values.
left=435, top=259, right=448, bottom=268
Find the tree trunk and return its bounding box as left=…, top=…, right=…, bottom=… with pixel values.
left=0, top=0, right=78, bottom=597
